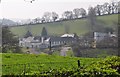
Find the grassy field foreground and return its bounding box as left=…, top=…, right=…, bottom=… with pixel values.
left=2, top=53, right=101, bottom=75
left=1, top=53, right=120, bottom=76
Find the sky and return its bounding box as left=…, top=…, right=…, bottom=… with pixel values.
left=0, top=0, right=116, bottom=19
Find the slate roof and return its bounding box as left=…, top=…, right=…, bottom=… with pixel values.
left=49, top=36, right=76, bottom=42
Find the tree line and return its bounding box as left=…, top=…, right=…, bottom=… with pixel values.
left=28, top=1, right=119, bottom=24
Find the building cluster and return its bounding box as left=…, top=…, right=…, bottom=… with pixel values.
left=93, top=32, right=117, bottom=48
left=19, top=31, right=78, bottom=49
left=19, top=30, right=117, bottom=49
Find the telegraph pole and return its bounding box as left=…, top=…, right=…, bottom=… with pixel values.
left=49, top=38, right=51, bottom=51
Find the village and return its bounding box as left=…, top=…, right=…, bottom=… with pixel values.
left=1, top=0, right=120, bottom=76
left=19, top=27, right=118, bottom=55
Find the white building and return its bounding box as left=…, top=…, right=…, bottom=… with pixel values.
left=94, top=32, right=117, bottom=42
left=19, top=33, right=77, bottom=48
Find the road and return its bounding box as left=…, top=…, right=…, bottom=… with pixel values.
left=29, top=48, right=40, bottom=54
left=60, top=47, right=71, bottom=56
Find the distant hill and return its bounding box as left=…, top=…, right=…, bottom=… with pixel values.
left=0, top=19, right=17, bottom=26
left=10, top=14, right=118, bottom=37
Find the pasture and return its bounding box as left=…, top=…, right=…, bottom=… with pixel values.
left=10, top=14, right=118, bottom=37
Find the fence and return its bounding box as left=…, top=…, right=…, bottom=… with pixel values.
left=2, top=60, right=80, bottom=75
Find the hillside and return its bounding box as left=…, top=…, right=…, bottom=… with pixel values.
left=10, top=14, right=118, bottom=37
left=0, top=19, right=17, bottom=26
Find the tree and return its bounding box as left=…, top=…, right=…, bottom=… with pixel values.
left=87, top=7, right=97, bottom=32
left=41, top=27, right=47, bottom=37
left=111, top=2, right=116, bottom=14
left=2, top=27, right=21, bottom=53
left=73, top=8, right=81, bottom=18
left=34, top=17, right=41, bottom=24
left=111, top=0, right=119, bottom=14
left=41, top=17, right=45, bottom=23
left=103, top=2, right=112, bottom=14
left=62, top=11, right=73, bottom=19
left=107, top=4, right=112, bottom=14
left=103, top=3, right=109, bottom=14
left=114, top=1, right=119, bottom=13
left=51, top=12, right=59, bottom=21
left=95, top=5, right=103, bottom=16
left=118, top=1, right=120, bottom=13
left=24, top=30, right=33, bottom=38
left=79, top=8, right=87, bottom=17
left=42, top=12, right=51, bottom=22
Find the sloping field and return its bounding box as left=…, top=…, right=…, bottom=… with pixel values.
left=10, top=14, right=118, bottom=37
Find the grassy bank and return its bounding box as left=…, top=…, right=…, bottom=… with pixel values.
left=10, top=14, right=118, bottom=37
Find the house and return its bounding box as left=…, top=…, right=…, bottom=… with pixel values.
left=45, top=36, right=76, bottom=47
left=93, top=32, right=117, bottom=48
left=94, top=32, right=111, bottom=42
left=19, top=32, right=77, bottom=49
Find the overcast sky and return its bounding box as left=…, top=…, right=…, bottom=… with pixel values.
left=0, top=0, right=116, bottom=19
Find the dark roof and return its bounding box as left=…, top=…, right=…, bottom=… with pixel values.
left=34, top=36, right=50, bottom=40
left=49, top=36, right=75, bottom=42
left=34, top=36, right=41, bottom=40
left=33, top=36, right=76, bottom=43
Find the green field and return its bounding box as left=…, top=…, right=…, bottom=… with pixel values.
left=2, top=53, right=101, bottom=75
left=2, top=53, right=120, bottom=76
left=10, top=14, right=118, bottom=37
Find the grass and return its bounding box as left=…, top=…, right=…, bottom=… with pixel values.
left=2, top=53, right=101, bottom=75
left=10, top=14, right=118, bottom=37
left=2, top=53, right=101, bottom=65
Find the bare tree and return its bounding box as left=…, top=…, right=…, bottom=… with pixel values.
left=103, top=2, right=112, bottom=14
left=95, top=5, right=103, bottom=16
left=42, top=12, right=51, bottom=22
left=118, top=1, right=120, bottom=13
left=62, top=11, right=73, bottom=19
left=115, top=2, right=119, bottom=13
left=51, top=12, right=59, bottom=22
left=41, top=17, right=45, bottom=23
left=80, top=8, right=87, bottom=17
left=33, top=17, right=40, bottom=24
left=103, top=3, right=108, bottom=14
left=103, top=3, right=110, bottom=14
left=111, top=2, right=116, bottom=14
left=113, top=1, right=119, bottom=14
left=73, top=8, right=81, bottom=18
